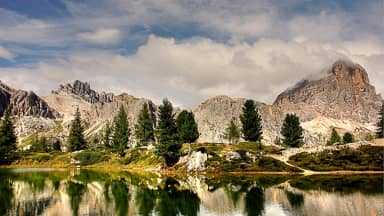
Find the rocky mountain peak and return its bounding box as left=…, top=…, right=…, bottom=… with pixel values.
left=0, top=81, right=58, bottom=118
left=52, top=80, right=115, bottom=104
left=273, top=60, right=382, bottom=123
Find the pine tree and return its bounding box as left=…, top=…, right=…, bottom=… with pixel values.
left=0, top=107, right=17, bottom=164
left=67, top=107, right=87, bottom=152
left=224, top=120, right=240, bottom=144
left=112, top=106, right=130, bottom=156
left=103, top=122, right=112, bottom=148
left=156, top=99, right=180, bottom=166
left=328, top=128, right=341, bottom=145
left=343, top=132, right=355, bottom=144
left=377, top=102, right=384, bottom=138
left=281, top=114, right=304, bottom=147
left=176, top=110, right=199, bottom=144
left=135, top=103, right=154, bottom=146
left=240, top=99, right=263, bottom=142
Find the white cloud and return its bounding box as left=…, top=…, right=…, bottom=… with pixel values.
left=3, top=35, right=382, bottom=108
left=0, top=46, right=14, bottom=60
left=77, top=28, right=121, bottom=44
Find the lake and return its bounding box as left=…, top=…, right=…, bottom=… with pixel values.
left=0, top=168, right=383, bottom=216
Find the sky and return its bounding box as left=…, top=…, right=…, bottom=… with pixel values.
left=0, top=0, right=383, bottom=108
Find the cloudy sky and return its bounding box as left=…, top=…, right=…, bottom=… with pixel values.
left=0, top=0, right=383, bottom=108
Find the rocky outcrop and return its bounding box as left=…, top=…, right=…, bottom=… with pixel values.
left=274, top=60, right=382, bottom=123
left=193, top=60, right=382, bottom=146
left=52, top=80, right=115, bottom=104
left=0, top=81, right=58, bottom=119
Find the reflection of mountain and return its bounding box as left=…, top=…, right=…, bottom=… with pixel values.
left=1, top=170, right=383, bottom=216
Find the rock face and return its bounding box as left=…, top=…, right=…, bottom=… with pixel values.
left=193, top=60, right=382, bottom=145
left=52, top=80, right=115, bottom=103
left=0, top=81, right=58, bottom=119
left=274, top=60, right=382, bottom=123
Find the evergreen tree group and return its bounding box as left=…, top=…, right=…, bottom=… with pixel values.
left=176, top=110, right=199, bottom=144
left=155, top=99, right=180, bottom=166
left=135, top=103, right=155, bottom=145
left=240, top=100, right=263, bottom=142
left=103, top=122, right=112, bottom=148
left=377, top=102, right=384, bottom=138
left=67, top=107, right=87, bottom=152
left=327, top=128, right=341, bottom=145
left=0, top=107, right=17, bottom=164
left=281, top=114, right=304, bottom=147
left=112, top=106, right=130, bottom=156
left=224, top=120, right=241, bottom=144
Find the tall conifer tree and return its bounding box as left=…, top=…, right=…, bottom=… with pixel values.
left=240, top=99, right=263, bottom=142
left=135, top=103, right=154, bottom=145
left=176, top=110, right=199, bottom=144
left=112, top=106, right=130, bottom=156
left=67, top=107, right=87, bottom=152
left=156, top=99, right=180, bottom=166
left=0, top=107, right=17, bottom=163
left=281, top=114, right=304, bottom=147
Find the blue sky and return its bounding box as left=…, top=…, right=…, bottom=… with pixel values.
left=0, top=0, right=383, bottom=107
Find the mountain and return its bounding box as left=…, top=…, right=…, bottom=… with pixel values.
left=274, top=60, right=381, bottom=123
left=193, top=60, right=382, bottom=145
left=2, top=60, right=382, bottom=147
left=0, top=81, right=58, bottom=118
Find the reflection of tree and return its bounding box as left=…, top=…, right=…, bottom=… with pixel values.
left=111, top=179, right=130, bottom=216
left=225, top=184, right=249, bottom=207
left=285, top=191, right=304, bottom=208
left=136, top=188, right=156, bottom=216
left=156, top=178, right=200, bottom=216
left=245, top=187, right=265, bottom=216
left=0, top=178, right=13, bottom=215
left=67, top=181, right=86, bottom=216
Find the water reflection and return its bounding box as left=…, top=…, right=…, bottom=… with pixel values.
left=0, top=169, right=382, bottom=216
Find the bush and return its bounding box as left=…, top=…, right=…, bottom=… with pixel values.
left=32, top=153, right=52, bottom=161
left=74, top=151, right=107, bottom=166
left=343, top=132, right=355, bottom=144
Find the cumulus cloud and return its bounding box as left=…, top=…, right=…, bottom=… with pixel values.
left=77, top=28, right=121, bottom=44
left=3, top=35, right=382, bottom=108
left=0, top=0, right=383, bottom=107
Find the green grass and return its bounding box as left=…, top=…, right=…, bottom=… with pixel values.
left=74, top=151, right=109, bottom=166
left=31, top=153, right=52, bottom=161
left=288, top=145, right=384, bottom=171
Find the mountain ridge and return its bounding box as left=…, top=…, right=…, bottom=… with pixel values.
left=1, top=60, right=382, bottom=147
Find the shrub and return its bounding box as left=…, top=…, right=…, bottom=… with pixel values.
left=74, top=151, right=107, bottom=166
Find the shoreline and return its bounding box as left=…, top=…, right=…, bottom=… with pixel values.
left=1, top=165, right=384, bottom=175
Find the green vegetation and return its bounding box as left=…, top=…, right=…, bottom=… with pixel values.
left=327, top=128, right=341, bottom=145
left=0, top=107, right=17, bottom=164
left=285, top=191, right=304, bottom=208
left=112, top=106, right=131, bottom=156
left=135, top=103, right=155, bottom=146
left=289, top=145, right=384, bottom=171
left=240, top=99, right=263, bottom=142
left=342, top=132, right=355, bottom=144
left=224, top=120, right=241, bottom=144
left=74, top=151, right=109, bottom=166
left=377, top=102, right=384, bottom=138
left=176, top=110, right=199, bottom=144
left=103, top=122, right=112, bottom=148
left=281, top=114, right=304, bottom=147
left=156, top=99, right=181, bottom=167
left=31, top=153, right=52, bottom=161
left=67, top=107, right=87, bottom=152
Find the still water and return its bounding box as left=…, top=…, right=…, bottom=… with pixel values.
left=0, top=168, right=383, bottom=216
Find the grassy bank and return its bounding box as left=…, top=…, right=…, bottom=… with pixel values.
left=288, top=145, right=384, bottom=171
